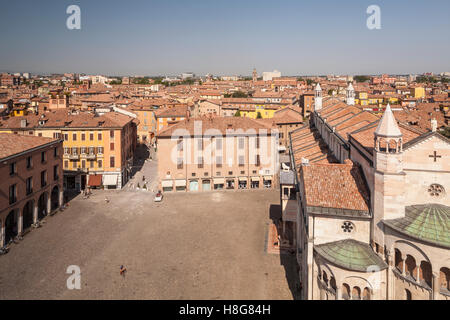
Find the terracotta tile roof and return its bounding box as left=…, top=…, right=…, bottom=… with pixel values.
left=301, top=161, right=370, bottom=211
left=393, top=104, right=446, bottom=132
left=274, top=105, right=303, bottom=118
left=0, top=109, right=134, bottom=130
left=290, top=125, right=338, bottom=166
left=154, top=105, right=188, bottom=118
left=80, top=93, right=115, bottom=103
left=0, top=133, right=59, bottom=159
left=350, top=122, right=422, bottom=155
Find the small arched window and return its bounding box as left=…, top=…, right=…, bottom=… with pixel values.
left=440, top=268, right=450, bottom=292
left=419, top=261, right=432, bottom=288
left=352, top=286, right=361, bottom=300
left=342, top=283, right=350, bottom=300
left=405, top=289, right=412, bottom=300
left=405, top=255, right=417, bottom=280
left=322, top=271, right=329, bottom=286
left=363, top=287, right=371, bottom=300
left=330, top=277, right=337, bottom=292
left=395, top=248, right=403, bottom=271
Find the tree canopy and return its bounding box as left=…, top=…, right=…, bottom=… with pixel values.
left=354, top=75, right=370, bottom=83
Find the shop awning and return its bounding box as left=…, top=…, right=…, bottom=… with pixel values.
left=103, top=174, right=118, bottom=186
left=213, top=178, right=225, bottom=184
left=263, top=176, right=273, bottom=181
left=175, top=180, right=186, bottom=187
left=251, top=176, right=260, bottom=182
left=162, top=180, right=173, bottom=188
left=238, top=177, right=247, bottom=182
left=88, top=174, right=102, bottom=187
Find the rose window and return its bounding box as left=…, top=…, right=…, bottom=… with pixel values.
left=341, top=221, right=354, bottom=233
left=428, top=184, right=444, bottom=197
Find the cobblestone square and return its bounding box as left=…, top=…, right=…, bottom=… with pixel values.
left=0, top=189, right=298, bottom=300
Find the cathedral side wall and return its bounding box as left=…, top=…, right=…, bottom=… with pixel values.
left=312, top=215, right=370, bottom=245
left=403, top=135, right=450, bottom=206
left=393, top=276, right=431, bottom=300
left=404, top=171, right=450, bottom=206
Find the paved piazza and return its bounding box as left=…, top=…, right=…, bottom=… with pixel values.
left=0, top=189, right=299, bottom=300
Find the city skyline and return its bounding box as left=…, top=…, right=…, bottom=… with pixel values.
left=0, top=0, right=449, bottom=76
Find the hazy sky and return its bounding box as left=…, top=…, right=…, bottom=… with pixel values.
left=0, top=0, right=449, bottom=76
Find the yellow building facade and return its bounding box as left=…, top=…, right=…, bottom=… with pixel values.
left=239, top=105, right=279, bottom=119
left=0, top=112, right=137, bottom=190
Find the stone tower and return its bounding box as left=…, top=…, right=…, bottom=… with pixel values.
left=346, top=82, right=355, bottom=105
left=314, top=83, right=322, bottom=111
left=372, top=104, right=406, bottom=247
left=252, top=68, right=258, bottom=82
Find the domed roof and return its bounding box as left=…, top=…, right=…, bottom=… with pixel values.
left=384, top=203, right=450, bottom=248
left=315, top=239, right=388, bottom=272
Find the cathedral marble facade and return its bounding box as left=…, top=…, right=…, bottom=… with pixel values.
left=281, top=84, right=450, bottom=300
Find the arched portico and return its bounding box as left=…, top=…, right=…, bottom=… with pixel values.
left=51, top=185, right=60, bottom=211
left=38, top=192, right=48, bottom=221
left=22, top=200, right=34, bottom=232
left=4, top=209, right=19, bottom=245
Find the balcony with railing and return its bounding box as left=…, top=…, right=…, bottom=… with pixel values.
left=68, top=153, right=79, bottom=160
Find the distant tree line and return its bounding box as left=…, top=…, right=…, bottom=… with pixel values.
left=354, top=75, right=370, bottom=83
left=416, top=76, right=449, bottom=84
left=224, top=91, right=248, bottom=98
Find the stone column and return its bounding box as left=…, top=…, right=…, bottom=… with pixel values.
left=432, top=272, right=438, bottom=300
left=307, top=242, right=314, bottom=300
left=335, top=287, right=341, bottom=300
left=18, top=211, right=23, bottom=236
left=416, top=266, right=420, bottom=283
left=0, top=221, right=5, bottom=247
left=47, top=196, right=51, bottom=215
left=386, top=250, right=394, bottom=300
left=59, top=189, right=64, bottom=207
left=33, top=203, right=38, bottom=224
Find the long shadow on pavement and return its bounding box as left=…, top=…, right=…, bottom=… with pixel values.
left=270, top=204, right=301, bottom=300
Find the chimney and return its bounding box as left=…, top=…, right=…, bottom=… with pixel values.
left=301, top=158, right=309, bottom=166
left=20, top=119, right=27, bottom=128
left=431, top=118, right=437, bottom=132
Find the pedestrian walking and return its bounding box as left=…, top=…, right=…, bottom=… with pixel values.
left=120, top=265, right=127, bottom=277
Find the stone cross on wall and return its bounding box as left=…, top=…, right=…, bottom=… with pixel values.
left=429, top=151, right=442, bottom=162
